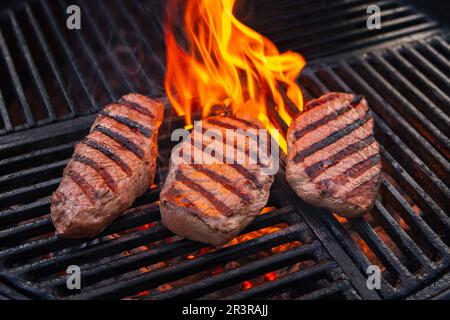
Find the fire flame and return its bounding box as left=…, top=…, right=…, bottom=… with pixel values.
left=165, top=0, right=306, bottom=152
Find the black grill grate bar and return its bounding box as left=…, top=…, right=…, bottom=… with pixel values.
left=151, top=243, right=325, bottom=300
left=381, top=178, right=449, bottom=253
left=0, top=273, right=53, bottom=300
left=137, top=0, right=166, bottom=41
left=372, top=50, right=450, bottom=140
left=46, top=207, right=298, bottom=292
left=404, top=47, right=450, bottom=99
left=28, top=222, right=172, bottom=281
left=374, top=112, right=450, bottom=209
left=0, top=218, right=53, bottom=249
left=47, top=239, right=205, bottom=294
left=335, top=62, right=449, bottom=206
left=318, top=211, right=398, bottom=298
left=0, top=202, right=161, bottom=265
left=0, top=159, right=68, bottom=193
left=0, top=24, right=35, bottom=127
left=0, top=91, right=13, bottom=132
left=0, top=141, right=75, bottom=176
left=252, top=0, right=390, bottom=28
left=380, top=146, right=450, bottom=236
left=377, top=172, right=448, bottom=265
left=296, top=279, right=357, bottom=300
left=14, top=207, right=297, bottom=280
left=0, top=199, right=50, bottom=230
left=285, top=15, right=438, bottom=58
left=300, top=63, right=449, bottom=298
left=24, top=4, right=77, bottom=116
left=316, top=60, right=449, bottom=161
left=436, top=39, right=450, bottom=57
left=309, top=64, right=449, bottom=235
left=301, top=70, right=329, bottom=96
left=0, top=215, right=51, bottom=244
left=0, top=177, right=60, bottom=210
left=40, top=1, right=98, bottom=111
left=222, top=259, right=336, bottom=300
left=319, top=27, right=438, bottom=61
left=94, top=0, right=160, bottom=93
left=114, top=0, right=165, bottom=75
left=71, top=226, right=313, bottom=300
left=68, top=0, right=134, bottom=94
left=353, top=217, right=415, bottom=282
left=8, top=11, right=57, bottom=122
left=0, top=115, right=91, bottom=161
left=277, top=5, right=415, bottom=45
left=422, top=43, right=450, bottom=81
left=371, top=200, right=433, bottom=269
left=0, top=188, right=160, bottom=252
left=53, top=0, right=116, bottom=102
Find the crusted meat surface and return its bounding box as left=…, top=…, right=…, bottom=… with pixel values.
left=51, top=94, right=164, bottom=238
left=160, top=117, right=275, bottom=246
left=286, top=92, right=381, bottom=218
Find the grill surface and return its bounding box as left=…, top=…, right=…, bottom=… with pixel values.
left=0, top=0, right=449, bottom=300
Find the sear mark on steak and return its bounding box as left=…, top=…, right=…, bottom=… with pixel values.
left=286, top=92, right=382, bottom=218
left=82, top=138, right=133, bottom=176
left=160, top=117, right=275, bottom=247
left=51, top=93, right=164, bottom=238
left=93, top=124, right=145, bottom=159
left=73, top=154, right=118, bottom=193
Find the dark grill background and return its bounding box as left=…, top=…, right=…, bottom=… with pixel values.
left=0, top=0, right=448, bottom=300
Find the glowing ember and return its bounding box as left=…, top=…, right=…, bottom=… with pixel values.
left=227, top=223, right=301, bottom=252
left=211, top=266, right=224, bottom=275
left=138, top=222, right=156, bottom=231
left=115, top=208, right=302, bottom=299
left=333, top=214, right=348, bottom=224
left=259, top=207, right=277, bottom=214
left=265, top=271, right=277, bottom=281
left=165, top=0, right=306, bottom=152
left=242, top=280, right=253, bottom=290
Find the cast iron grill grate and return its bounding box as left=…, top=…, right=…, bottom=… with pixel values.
left=0, top=0, right=444, bottom=135
left=296, top=36, right=450, bottom=299
left=245, top=0, right=442, bottom=59
left=0, top=112, right=361, bottom=300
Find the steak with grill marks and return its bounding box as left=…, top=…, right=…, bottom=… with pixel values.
left=286, top=93, right=382, bottom=218
left=51, top=94, right=164, bottom=238
left=160, top=117, right=275, bottom=247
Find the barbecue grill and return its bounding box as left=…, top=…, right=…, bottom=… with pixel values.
left=0, top=0, right=448, bottom=300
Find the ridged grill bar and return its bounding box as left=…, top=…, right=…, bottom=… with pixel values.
left=298, top=37, right=449, bottom=298
left=0, top=0, right=442, bottom=135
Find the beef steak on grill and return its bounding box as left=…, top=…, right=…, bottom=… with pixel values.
left=286, top=92, right=381, bottom=218
left=51, top=94, right=164, bottom=238
left=160, top=117, right=275, bottom=246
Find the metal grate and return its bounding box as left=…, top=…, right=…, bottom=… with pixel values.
left=0, top=0, right=166, bottom=135
left=244, top=0, right=442, bottom=59
left=0, top=0, right=443, bottom=136
left=297, top=35, right=450, bottom=299
left=0, top=110, right=360, bottom=300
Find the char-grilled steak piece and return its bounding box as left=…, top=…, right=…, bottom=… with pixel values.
left=286, top=93, right=381, bottom=218
left=51, top=94, right=164, bottom=238
left=160, top=117, right=275, bottom=246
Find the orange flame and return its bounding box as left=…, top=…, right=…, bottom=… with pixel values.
left=165, top=0, right=306, bottom=152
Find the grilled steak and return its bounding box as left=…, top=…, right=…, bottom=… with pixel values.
left=160, top=117, right=275, bottom=246
left=286, top=92, right=381, bottom=218
left=51, top=94, right=164, bottom=238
